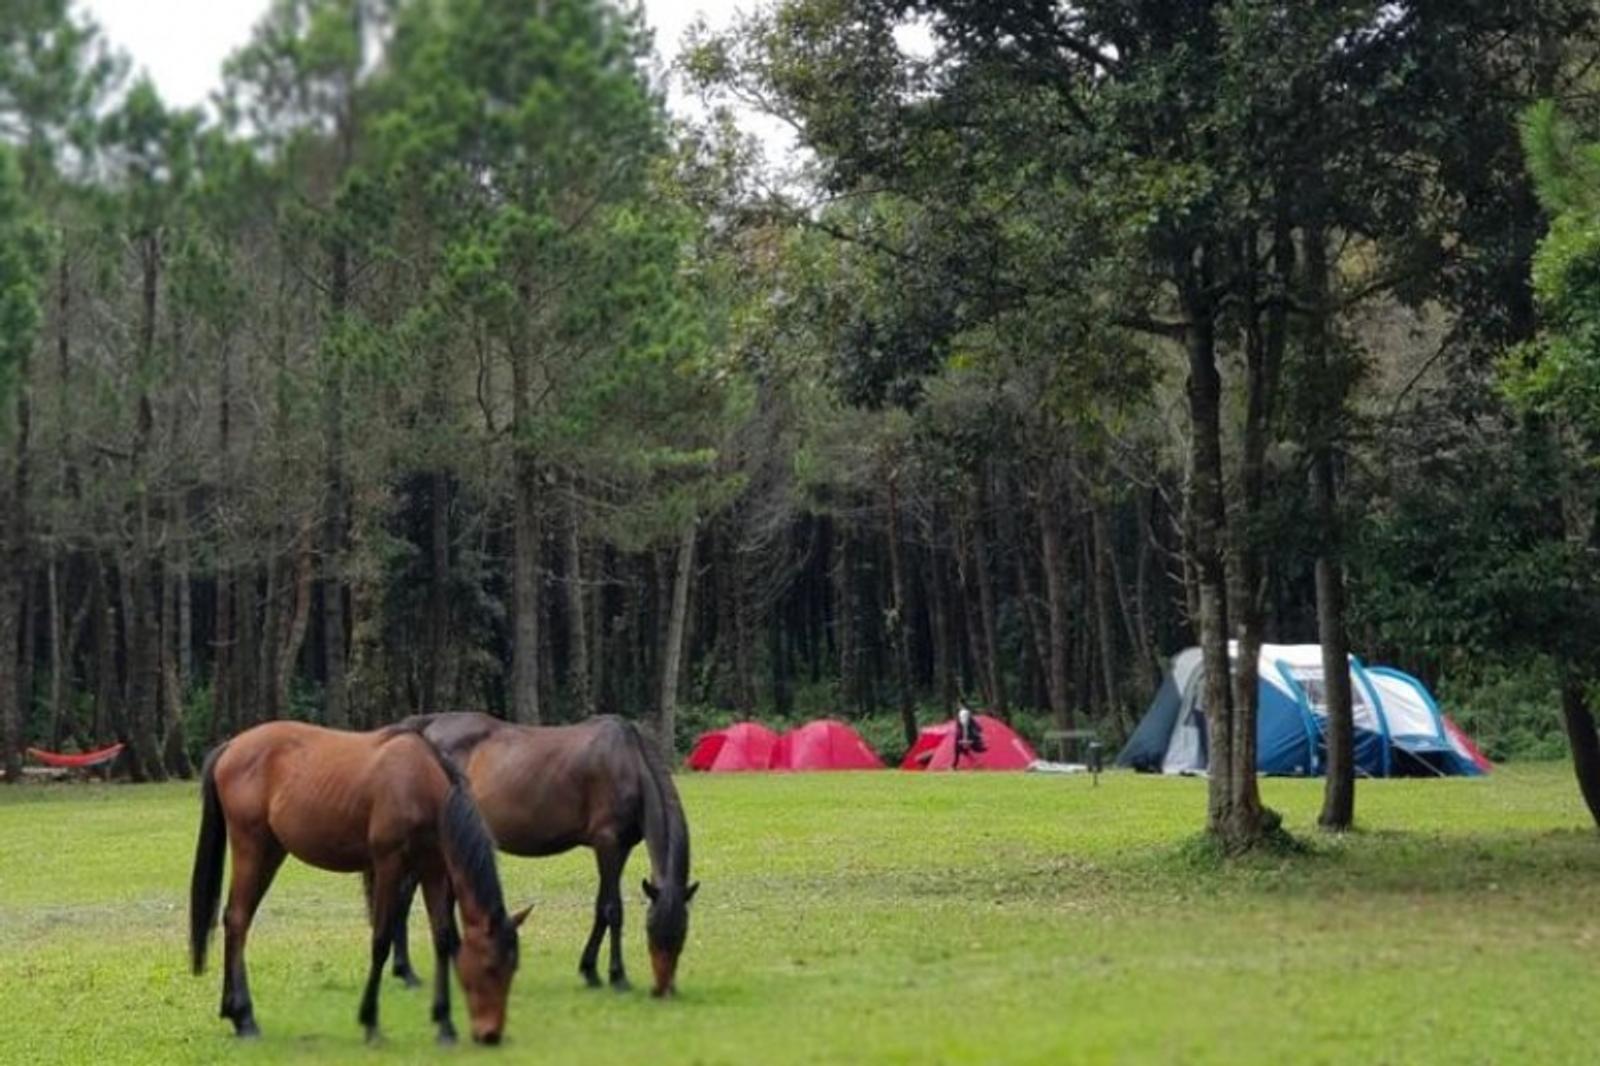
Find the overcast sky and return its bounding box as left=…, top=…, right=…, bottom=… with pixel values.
left=80, top=0, right=758, bottom=112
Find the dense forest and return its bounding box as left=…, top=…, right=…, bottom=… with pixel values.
left=8, top=0, right=1600, bottom=846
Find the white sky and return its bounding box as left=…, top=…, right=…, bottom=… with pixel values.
left=80, top=0, right=762, bottom=112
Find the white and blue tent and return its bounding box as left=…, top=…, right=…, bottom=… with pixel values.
left=1117, top=643, right=1489, bottom=777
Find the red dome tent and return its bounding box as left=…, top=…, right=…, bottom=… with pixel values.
left=901, top=714, right=1038, bottom=771
left=686, top=722, right=780, bottom=772
left=771, top=719, right=885, bottom=771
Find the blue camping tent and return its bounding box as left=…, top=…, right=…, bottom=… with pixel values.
left=1117, top=644, right=1488, bottom=777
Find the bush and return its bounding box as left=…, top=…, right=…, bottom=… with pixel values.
left=1436, top=657, right=1566, bottom=762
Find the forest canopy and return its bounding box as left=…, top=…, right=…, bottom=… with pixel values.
left=5, top=0, right=1600, bottom=846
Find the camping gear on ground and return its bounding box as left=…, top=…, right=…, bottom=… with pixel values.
left=26, top=743, right=125, bottom=772
left=902, top=714, right=1038, bottom=771
left=685, top=722, right=780, bottom=772
left=1117, top=643, right=1489, bottom=777
left=769, top=719, right=885, bottom=771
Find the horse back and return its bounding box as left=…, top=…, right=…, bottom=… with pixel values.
left=453, top=716, right=648, bottom=857
left=213, top=721, right=450, bottom=873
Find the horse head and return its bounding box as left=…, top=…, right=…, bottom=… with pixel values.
left=455, top=904, right=530, bottom=1043
left=641, top=878, right=698, bottom=997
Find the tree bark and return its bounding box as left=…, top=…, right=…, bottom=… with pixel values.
left=321, top=239, right=351, bottom=729
left=423, top=467, right=451, bottom=714
left=1560, top=667, right=1600, bottom=828
left=47, top=556, right=64, bottom=748
left=885, top=465, right=918, bottom=745
left=1182, top=257, right=1262, bottom=848
left=1295, top=219, right=1357, bottom=830
left=274, top=526, right=315, bottom=719
left=926, top=543, right=956, bottom=715
left=1091, top=505, right=1120, bottom=723
left=0, top=569, right=21, bottom=781
left=972, top=469, right=1007, bottom=718
left=511, top=454, right=542, bottom=724
left=658, top=521, right=696, bottom=756
left=563, top=478, right=591, bottom=717
left=1039, top=480, right=1074, bottom=731
left=834, top=521, right=859, bottom=712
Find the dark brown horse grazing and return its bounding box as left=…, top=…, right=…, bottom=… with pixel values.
left=189, top=721, right=530, bottom=1044
left=389, top=713, right=697, bottom=997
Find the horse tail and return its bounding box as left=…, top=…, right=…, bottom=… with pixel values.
left=189, top=742, right=230, bottom=975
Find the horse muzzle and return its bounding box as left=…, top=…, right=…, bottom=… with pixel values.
left=650, top=947, right=679, bottom=998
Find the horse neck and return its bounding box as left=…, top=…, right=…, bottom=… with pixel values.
left=436, top=778, right=508, bottom=927
left=635, top=737, right=689, bottom=889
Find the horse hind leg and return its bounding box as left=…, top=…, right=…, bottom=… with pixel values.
left=220, top=833, right=286, bottom=1037
left=358, top=854, right=408, bottom=1043
left=579, top=861, right=609, bottom=989
left=387, top=875, right=423, bottom=987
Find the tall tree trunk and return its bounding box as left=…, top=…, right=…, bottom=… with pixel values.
left=511, top=456, right=541, bottom=724
left=321, top=237, right=351, bottom=728
left=274, top=526, right=315, bottom=719
left=1182, top=259, right=1262, bottom=849
left=92, top=563, right=118, bottom=748
left=0, top=569, right=21, bottom=781
left=972, top=469, right=1007, bottom=718
left=1039, top=480, right=1074, bottom=731
left=1091, top=505, right=1120, bottom=723
left=47, top=556, right=64, bottom=748
left=658, top=521, right=696, bottom=756
left=122, top=562, right=165, bottom=782
left=160, top=568, right=193, bottom=778
left=1559, top=665, right=1600, bottom=828
left=563, top=478, right=591, bottom=717
left=1297, top=219, right=1357, bottom=830
left=423, top=468, right=451, bottom=714
left=925, top=543, right=956, bottom=715
left=885, top=465, right=918, bottom=745
left=834, top=521, right=859, bottom=712
left=590, top=545, right=608, bottom=714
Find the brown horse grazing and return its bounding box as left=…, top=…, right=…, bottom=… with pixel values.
left=388, top=713, right=697, bottom=998
left=188, top=721, right=530, bottom=1045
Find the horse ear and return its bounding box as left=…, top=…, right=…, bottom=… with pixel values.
left=510, top=904, right=533, bottom=929
left=686, top=881, right=700, bottom=903
left=642, top=878, right=659, bottom=902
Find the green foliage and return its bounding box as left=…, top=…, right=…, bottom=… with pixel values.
left=0, top=144, right=46, bottom=429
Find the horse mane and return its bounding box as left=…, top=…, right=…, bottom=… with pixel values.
left=383, top=723, right=510, bottom=927
left=627, top=721, right=690, bottom=888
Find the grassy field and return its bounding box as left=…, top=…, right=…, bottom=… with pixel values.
left=3, top=764, right=1599, bottom=1065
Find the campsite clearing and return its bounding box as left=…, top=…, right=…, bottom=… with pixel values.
left=2, top=764, right=1598, bottom=1064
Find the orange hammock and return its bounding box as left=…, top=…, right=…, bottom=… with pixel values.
left=26, top=743, right=125, bottom=769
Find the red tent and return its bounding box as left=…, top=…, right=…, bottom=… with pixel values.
left=771, top=719, right=885, bottom=771
left=900, top=714, right=1038, bottom=771
left=685, top=722, right=779, bottom=772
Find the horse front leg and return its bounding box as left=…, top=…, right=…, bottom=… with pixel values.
left=220, top=835, right=286, bottom=1038
left=601, top=844, right=630, bottom=991
left=579, top=847, right=611, bottom=988
left=358, top=855, right=404, bottom=1044
left=390, top=875, right=422, bottom=987
left=420, top=868, right=461, bottom=1045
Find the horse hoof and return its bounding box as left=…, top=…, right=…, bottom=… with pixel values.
left=395, top=969, right=422, bottom=989
left=234, top=1019, right=261, bottom=1039
left=581, top=970, right=603, bottom=989
left=437, top=1029, right=458, bottom=1047
left=365, top=1027, right=382, bottom=1046
left=610, top=976, right=632, bottom=993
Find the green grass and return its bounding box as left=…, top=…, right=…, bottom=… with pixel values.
left=4, top=765, right=1599, bottom=1064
